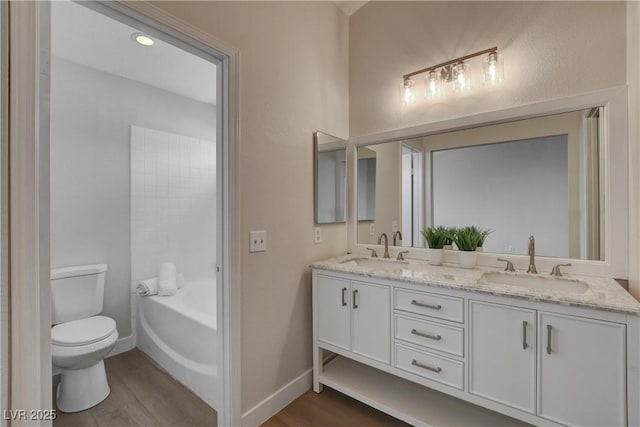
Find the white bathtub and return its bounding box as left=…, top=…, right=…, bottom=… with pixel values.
left=136, top=279, right=217, bottom=409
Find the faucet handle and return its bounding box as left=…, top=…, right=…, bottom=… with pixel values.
left=397, top=250, right=409, bottom=261
left=366, top=248, right=378, bottom=258
left=497, top=258, right=515, bottom=272
left=550, top=263, right=571, bottom=277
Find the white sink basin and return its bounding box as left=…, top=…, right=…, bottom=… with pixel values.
left=340, top=258, right=409, bottom=271
left=479, top=272, right=589, bottom=295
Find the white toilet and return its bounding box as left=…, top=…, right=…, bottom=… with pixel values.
left=51, top=263, right=118, bottom=413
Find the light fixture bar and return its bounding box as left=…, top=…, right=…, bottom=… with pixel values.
left=403, top=46, right=498, bottom=81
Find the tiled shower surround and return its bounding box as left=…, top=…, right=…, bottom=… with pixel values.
left=130, top=125, right=216, bottom=285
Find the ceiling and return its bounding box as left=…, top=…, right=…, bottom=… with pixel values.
left=51, top=1, right=217, bottom=104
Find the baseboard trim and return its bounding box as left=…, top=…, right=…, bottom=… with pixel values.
left=107, top=335, right=135, bottom=358
left=241, top=369, right=312, bottom=427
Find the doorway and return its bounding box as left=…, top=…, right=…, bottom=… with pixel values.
left=4, top=1, right=239, bottom=425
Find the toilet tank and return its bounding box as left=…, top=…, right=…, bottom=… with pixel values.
left=50, top=264, right=108, bottom=325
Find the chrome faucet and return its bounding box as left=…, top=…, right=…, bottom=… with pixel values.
left=377, top=233, right=390, bottom=259
left=527, top=235, right=538, bottom=274
left=393, top=231, right=403, bottom=246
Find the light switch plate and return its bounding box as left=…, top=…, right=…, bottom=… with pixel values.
left=314, top=227, right=322, bottom=244
left=369, top=223, right=375, bottom=236
left=250, top=230, right=267, bottom=252
left=391, top=220, right=398, bottom=233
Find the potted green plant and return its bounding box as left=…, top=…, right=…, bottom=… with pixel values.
left=471, top=225, right=493, bottom=252
left=421, top=226, right=449, bottom=265
left=449, top=226, right=493, bottom=268
left=443, top=227, right=456, bottom=250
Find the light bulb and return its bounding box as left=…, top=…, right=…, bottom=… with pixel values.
left=425, top=70, right=441, bottom=100
left=400, top=79, right=415, bottom=105
left=483, top=52, right=504, bottom=85
left=453, top=62, right=471, bottom=92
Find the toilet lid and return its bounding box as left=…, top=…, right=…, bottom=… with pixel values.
left=52, top=316, right=116, bottom=347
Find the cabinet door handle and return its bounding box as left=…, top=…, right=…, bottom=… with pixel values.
left=411, top=300, right=442, bottom=310
left=411, top=359, right=442, bottom=373
left=353, top=289, right=359, bottom=309
left=522, top=320, right=528, bottom=350
left=546, top=324, right=553, bottom=355
left=341, top=287, right=347, bottom=307
left=411, top=329, right=441, bottom=341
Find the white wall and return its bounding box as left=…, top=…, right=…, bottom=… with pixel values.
left=50, top=57, right=216, bottom=337
left=130, top=126, right=216, bottom=285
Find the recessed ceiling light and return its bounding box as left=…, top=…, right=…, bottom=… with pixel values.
left=132, top=33, right=154, bottom=46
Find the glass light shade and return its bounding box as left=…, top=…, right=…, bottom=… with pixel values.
left=453, top=62, right=471, bottom=93
left=400, top=79, right=416, bottom=105
left=483, top=52, right=504, bottom=84
left=425, top=70, right=441, bottom=100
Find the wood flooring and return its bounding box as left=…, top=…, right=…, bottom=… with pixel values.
left=53, top=349, right=217, bottom=427
left=262, top=388, right=410, bottom=427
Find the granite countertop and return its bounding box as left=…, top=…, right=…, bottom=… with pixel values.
left=311, top=254, right=640, bottom=315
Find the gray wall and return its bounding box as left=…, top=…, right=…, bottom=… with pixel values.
left=50, top=57, right=216, bottom=337
left=432, top=135, right=568, bottom=257
left=317, top=150, right=346, bottom=223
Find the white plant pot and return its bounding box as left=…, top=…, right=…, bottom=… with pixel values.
left=458, top=251, right=477, bottom=269
left=427, top=248, right=444, bottom=266
left=476, top=246, right=483, bottom=252
left=444, top=244, right=453, bottom=250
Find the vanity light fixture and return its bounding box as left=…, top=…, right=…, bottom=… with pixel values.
left=483, top=51, right=504, bottom=84
left=425, top=70, right=441, bottom=100
left=401, top=78, right=416, bottom=104
left=132, top=32, right=155, bottom=46
left=401, top=46, right=503, bottom=105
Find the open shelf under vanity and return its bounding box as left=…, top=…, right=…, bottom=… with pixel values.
left=319, top=356, right=528, bottom=427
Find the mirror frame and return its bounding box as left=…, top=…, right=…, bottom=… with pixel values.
left=347, top=86, right=628, bottom=279
left=314, top=131, right=348, bottom=224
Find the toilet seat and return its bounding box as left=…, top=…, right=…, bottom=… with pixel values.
left=52, top=316, right=116, bottom=347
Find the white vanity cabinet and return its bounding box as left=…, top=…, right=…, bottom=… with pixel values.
left=316, top=274, right=390, bottom=364
left=469, top=301, right=537, bottom=414
left=537, top=312, right=626, bottom=427
left=312, top=267, right=639, bottom=427
left=468, top=302, right=627, bottom=426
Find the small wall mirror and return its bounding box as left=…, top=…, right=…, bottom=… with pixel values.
left=315, top=131, right=347, bottom=224
left=357, top=107, right=604, bottom=260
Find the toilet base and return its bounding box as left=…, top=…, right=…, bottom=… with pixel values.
left=56, top=360, right=111, bottom=413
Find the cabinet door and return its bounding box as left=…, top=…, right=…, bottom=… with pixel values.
left=351, top=281, right=390, bottom=364
left=538, top=312, right=626, bottom=427
left=469, top=301, right=536, bottom=413
left=317, top=275, right=351, bottom=351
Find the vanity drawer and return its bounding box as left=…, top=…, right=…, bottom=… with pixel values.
left=395, top=289, right=463, bottom=323
left=395, top=315, right=464, bottom=357
left=395, top=344, right=464, bottom=390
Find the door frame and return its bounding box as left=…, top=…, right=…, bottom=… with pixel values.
left=3, top=1, right=242, bottom=425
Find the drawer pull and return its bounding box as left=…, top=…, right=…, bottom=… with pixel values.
left=522, top=320, right=528, bottom=350
left=546, top=324, right=553, bottom=355
left=411, top=359, right=442, bottom=373
left=411, top=300, right=442, bottom=310
left=341, top=287, right=347, bottom=307
left=411, top=329, right=441, bottom=341
left=353, top=289, right=359, bottom=309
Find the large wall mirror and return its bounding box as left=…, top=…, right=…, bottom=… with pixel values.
left=315, top=131, right=347, bottom=224
left=357, top=107, right=605, bottom=261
